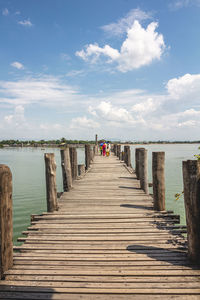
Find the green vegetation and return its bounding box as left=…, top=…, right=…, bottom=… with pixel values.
left=0, top=138, right=96, bottom=147
left=194, top=146, right=200, bottom=160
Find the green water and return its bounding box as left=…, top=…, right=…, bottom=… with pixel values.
left=0, top=147, right=85, bottom=245
left=0, top=144, right=199, bottom=245
left=130, top=144, right=200, bottom=226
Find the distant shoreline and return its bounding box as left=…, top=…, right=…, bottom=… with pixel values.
left=1, top=141, right=200, bottom=149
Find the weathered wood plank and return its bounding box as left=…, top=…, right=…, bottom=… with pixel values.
left=2, top=152, right=199, bottom=298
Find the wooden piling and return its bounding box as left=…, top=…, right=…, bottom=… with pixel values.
left=93, top=146, right=96, bottom=157
left=124, top=146, right=128, bottom=164
left=117, top=145, right=121, bottom=158
left=182, top=160, right=200, bottom=262
left=95, top=134, right=98, bottom=145
left=69, top=147, right=78, bottom=180
left=139, top=148, right=149, bottom=194
left=124, top=146, right=131, bottom=167
left=85, top=144, right=91, bottom=170
left=44, top=153, right=58, bottom=212
left=0, top=165, right=13, bottom=279
left=126, top=146, right=131, bottom=167
left=119, top=152, right=122, bottom=161
left=90, top=146, right=94, bottom=162
left=152, top=152, right=165, bottom=211
left=135, top=148, right=143, bottom=180
left=121, top=151, right=124, bottom=161
left=78, top=164, right=85, bottom=176
left=60, top=148, right=72, bottom=192
left=113, top=144, right=117, bottom=155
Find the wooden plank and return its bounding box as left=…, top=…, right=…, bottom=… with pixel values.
left=2, top=280, right=200, bottom=288
left=3, top=152, right=198, bottom=299
left=1, top=285, right=200, bottom=295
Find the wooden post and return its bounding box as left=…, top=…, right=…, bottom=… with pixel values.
left=113, top=144, right=117, bottom=155
left=95, top=134, right=98, bottom=145
left=90, top=146, right=94, bottom=162
left=152, top=152, right=165, bottom=211
left=69, top=147, right=78, bottom=180
left=119, top=152, right=122, bottom=161
left=85, top=144, right=91, bottom=170
left=182, top=160, right=200, bottom=262
left=93, top=146, right=96, bottom=157
left=117, top=145, right=121, bottom=158
left=135, top=148, right=143, bottom=180
left=95, top=145, right=98, bottom=155
left=78, top=164, right=85, bottom=176
left=121, top=151, right=124, bottom=161
left=44, top=153, right=58, bottom=212
left=60, top=148, right=72, bottom=192
left=139, top=148, right=149, bottom=194
left=0, top=165, right=13, bottom=279
left=126, top=146, right=131, bottom=167
left=124, top=146, right=128, bottom=164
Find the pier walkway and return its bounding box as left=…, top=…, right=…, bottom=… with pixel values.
left=1, top=153, right=200, bottom=299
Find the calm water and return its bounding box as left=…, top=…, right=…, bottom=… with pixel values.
left=0, top=147, right=85, bottom=245
left=130, top=144, right=200, bottom=226
left=0, top=144, right=199, bottom=244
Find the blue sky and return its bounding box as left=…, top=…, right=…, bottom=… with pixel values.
left=0, top=0, right=200, bottom=141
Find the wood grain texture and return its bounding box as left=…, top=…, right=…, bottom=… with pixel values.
left=1, top=152, right=199, bottom=299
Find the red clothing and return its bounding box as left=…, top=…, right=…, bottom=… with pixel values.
left=102, top=143, right=106, bottom=156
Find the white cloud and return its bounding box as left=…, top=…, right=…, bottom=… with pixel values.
left=167, top=73, right=200, bottom=100
left=18, top=19, right=33, bottom=27
left=76, top=44, right=120, bottom=63
left=2, top=8, right=9, bottom=16
left=4, top=105, right=25, bottom=127
left=178, top=120, right=200, bottom=127
left=70, top=116, right=100, bottom=129
left=76, top=20, right=165, bottom=72
left=0, top=76, right=86, bottom=107
left=169, top=0, right=200, bottom=9
left=131, top=97, right=159, bottom=114
left=10, top=61, right=24, bottom=70
left=101, top=8, right=152, bottom=36
left=1, top=72, right=200, bottom=140
left=95, top=101, right=135, bottom=123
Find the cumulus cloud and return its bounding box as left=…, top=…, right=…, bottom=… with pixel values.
left=131, top=98, right=159, bottom=114
left=101, top=8, right=152, bottom=36
left=166, top=73, right=200, bottom=100
left=10, top=61, right=24, bottom=70
left=1, top=72, right=200, bottom=140
left=95, top=101, right=135, bottom=123
left=76, top=20, right=165, bottom=72
left=18, top=19, right=33, bottom=27
left=70, top=116, right=100, bottom=129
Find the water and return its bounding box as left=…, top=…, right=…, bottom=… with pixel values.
left=0, top=144, right=199, bottom=244
left=129, top=144, right=200, bottom=226
left=0, top=147, right=85, bottom=245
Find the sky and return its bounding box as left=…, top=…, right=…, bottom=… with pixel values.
left=0, top=0, right=200, bottom=141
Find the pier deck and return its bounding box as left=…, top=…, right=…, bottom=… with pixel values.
left=1, top=153, right=200, bottom=299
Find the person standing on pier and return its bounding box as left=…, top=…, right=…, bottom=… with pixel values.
left=106, top=142, right=111, bottom=156
left=102, top=142, right=106, bottom=156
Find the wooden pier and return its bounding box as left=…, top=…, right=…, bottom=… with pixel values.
left=1, top=150, right=200, bottom=299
